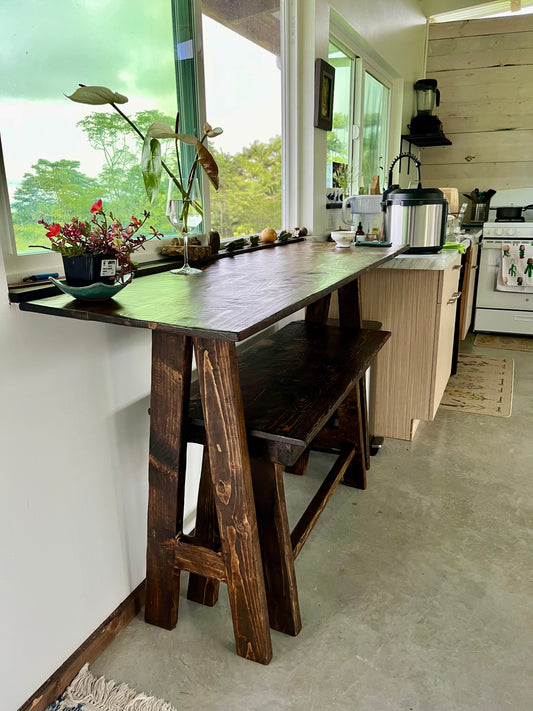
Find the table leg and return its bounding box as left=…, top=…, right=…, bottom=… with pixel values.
left=337, top=278, right=370, bottom=482
left=187, top=448, right=221, bottom=606
left=250, top=456, right=302, bottom=636
left=194, top=337, right=272, bottom=664
left=145, top=330, right=192, bottom=630
left=337, top=385, right=367, bottom=489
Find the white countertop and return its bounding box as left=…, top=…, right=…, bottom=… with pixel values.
left=377, top=230, right=480, bottom=271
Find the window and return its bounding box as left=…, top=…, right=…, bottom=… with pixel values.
left=1, top=0, right=178, bottom=264
left=327, top=39, right=391, bottom=197
left=0, top=0, right=283, bottom=280
left=327, top=42, right=355, bottom=196
left=201, top=2, right=282, bottom=238
left=361, top=71, right=390, bottom=191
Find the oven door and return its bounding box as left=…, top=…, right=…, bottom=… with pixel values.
left=475, top=239, right=533, bottom=334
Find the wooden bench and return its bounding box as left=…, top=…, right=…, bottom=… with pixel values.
left=182, top=319, right=390, bottom=637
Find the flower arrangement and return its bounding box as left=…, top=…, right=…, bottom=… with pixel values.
left=34, top=199, right=162, bottom=280
left=66, top=85, right=223, bottom=235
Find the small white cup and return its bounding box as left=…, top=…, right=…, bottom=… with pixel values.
left=330, top=230, right=355, bottom=248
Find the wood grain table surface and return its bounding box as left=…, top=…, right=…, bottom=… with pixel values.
left=19, top=240, right=406, bottom=340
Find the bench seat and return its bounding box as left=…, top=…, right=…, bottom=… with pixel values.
left=187, top=320, right=390, bottom=466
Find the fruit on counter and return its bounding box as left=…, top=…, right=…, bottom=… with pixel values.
left=260, top=227, right=277, bottom=243
left=297, top=226, right=308, bottom=237
left=249, top=235, right=260, bottom=246
left=278, top=230, right=292, bottom=242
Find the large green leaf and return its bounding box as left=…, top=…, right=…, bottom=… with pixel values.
left=146, top=122, right=198, bottom=147
left=141, top=136, right=162, bottom=204
left=66, top=85, right=129, bottom=105
left=177, top=133, right=200, bottom=145
left=146, top=121, right=177, bottom=139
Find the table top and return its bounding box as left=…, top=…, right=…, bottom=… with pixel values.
left=19, top=240, right=406, bottom=341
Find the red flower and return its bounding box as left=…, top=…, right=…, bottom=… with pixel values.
left=131, top=215, right=141, bottom=226
left=90, top=199, right=103, bottom=213
left=46, top=223, right=61, bottom=238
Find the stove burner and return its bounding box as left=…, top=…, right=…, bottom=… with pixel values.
left=495, top=217, right=525, bottom=222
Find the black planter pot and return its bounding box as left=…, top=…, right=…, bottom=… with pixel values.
left=62, top=254, right=118, bottom=287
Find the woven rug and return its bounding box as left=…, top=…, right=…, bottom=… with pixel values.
left=474, top=333, right=533, bottom=352
left=47, top=664, right=177, bottom=711
left=440, top=354, right=513, bottom=417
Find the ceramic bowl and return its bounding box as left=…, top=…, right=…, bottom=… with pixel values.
left=49, top=274, right=132, bottom=301
left=330, top=231, right=355, bottom=248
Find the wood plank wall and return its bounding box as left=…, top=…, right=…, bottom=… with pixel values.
left=421, top=15, right=533, bottom=196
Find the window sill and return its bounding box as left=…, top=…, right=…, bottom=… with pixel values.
left=9, top=237, right=305, bottom=303
left=8, top=257, right=182, bottom=303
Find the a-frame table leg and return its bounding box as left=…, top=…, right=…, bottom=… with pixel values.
left=194, top=337, right=273, bottom=664
left=145, top=330, right=192, bottom=629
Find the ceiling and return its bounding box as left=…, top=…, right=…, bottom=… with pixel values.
left=202, top=0, right=280, bottom=55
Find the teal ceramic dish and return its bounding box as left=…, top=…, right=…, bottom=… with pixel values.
left=49, top=274, right=132, bottom=301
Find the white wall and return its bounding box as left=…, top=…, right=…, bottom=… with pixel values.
left=0, top=252, right=151, bottom=709
left=1, top=1, right=429, bottom=708
left=421, top=0, right=490, bottom=16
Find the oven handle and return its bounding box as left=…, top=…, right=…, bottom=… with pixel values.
left=513, top=314, right=533, bottom=321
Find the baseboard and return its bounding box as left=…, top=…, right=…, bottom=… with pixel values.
left=18, top=580, right=146, bottom=711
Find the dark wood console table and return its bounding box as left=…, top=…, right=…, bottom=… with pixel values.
left=20, top=240, right=405, bottom=664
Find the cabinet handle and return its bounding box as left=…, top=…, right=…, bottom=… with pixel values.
left=453, top=264, right=461, bottom=270
left=472, top=265, right=478, bottom=270
left=447, top=291, right=462, bottom=304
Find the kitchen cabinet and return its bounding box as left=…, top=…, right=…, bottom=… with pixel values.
left=458, top=240, right=479, bottom=340
left=359, top=253, right=462, bottom=440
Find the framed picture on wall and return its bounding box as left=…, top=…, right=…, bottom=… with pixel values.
left=314, top=58, right=335, bottom=131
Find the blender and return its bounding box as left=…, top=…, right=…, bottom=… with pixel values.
left=409, top=79, right=442, bottom=136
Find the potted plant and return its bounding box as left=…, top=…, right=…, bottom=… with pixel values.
left=66, top=85, right=222, bottom=275
left=33, top=200, right=161, bottom=286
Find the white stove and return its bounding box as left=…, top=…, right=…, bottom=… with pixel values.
left=475, top=213, right=533, bottom=335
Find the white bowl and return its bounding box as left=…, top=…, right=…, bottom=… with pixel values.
left=330, top=230, right=355, bottom=248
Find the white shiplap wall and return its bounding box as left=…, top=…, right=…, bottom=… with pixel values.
left=422, top=15, right=533, bottom=195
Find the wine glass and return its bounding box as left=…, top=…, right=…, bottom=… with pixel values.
left=166, top=181, right=203, bottom=275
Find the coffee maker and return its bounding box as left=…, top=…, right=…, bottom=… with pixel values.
left=409, top=79, right=442, bottom=136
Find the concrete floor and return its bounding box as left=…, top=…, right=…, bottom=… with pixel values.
left=92, top=335, right=533, bottom=710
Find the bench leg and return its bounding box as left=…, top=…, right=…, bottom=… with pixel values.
left=250, top=456, right=302, bottom=636
left=338, top=378, right=367, bottom=489
left=145, top=331, right=192, bottom=630
left=194, top=338, right=272, bottom=664
left=359, top=377, right=371, bottom=470
left=187, top=448, right=220, bottom=606
left=285, top=449, right=310, bottom=476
